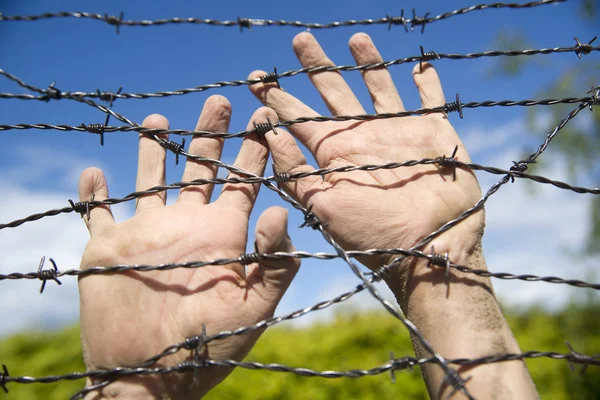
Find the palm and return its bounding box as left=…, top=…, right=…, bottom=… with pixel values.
left=77, top=100, right=299, bottom=398
left=310, top=117, right=481, bottom=261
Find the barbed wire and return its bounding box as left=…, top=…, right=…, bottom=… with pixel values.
left=1, top=39, right=598, bottom=102
left=2, top=248, right=599, bottom=292
left=1, top=4, right=599, bottom=398
left=0, top=95, right=595, bottom=140
left=1, top=156, right=598, bottom=231
left=0, top=0, right=564, bottom=33
left=3, top=346, right=599, bottom=394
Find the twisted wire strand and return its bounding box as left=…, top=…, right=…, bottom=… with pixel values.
left=1, top=156, right=597, bottom=231
left=2, top=249, right=599, bottom=290
left=0, top=95, right=595, bottom=139
left=0, top=1, right=564, bottom=31
left=2, top=41, right=598, bottom=101
left=3, top=348, right=598, bottom=392
left=410, top=100, right=591, bottom=254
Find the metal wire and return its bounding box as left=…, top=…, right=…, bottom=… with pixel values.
left=2, top=41, right=598, bottom=102
left=0, top=0, right=564, bottom=33
left=1, top=6, right=599, bottom=397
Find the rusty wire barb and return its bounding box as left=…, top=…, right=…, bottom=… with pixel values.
left=1, top=4, right=600, bottom=398
left=2, top=41, right=599, bottom=102
left=0, top=0, right=564, bottom=32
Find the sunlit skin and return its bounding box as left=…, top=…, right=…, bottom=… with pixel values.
left=79, top=33, right=538, bottom=399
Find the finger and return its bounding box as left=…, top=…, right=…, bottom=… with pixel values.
left=248, top=70, right=327, bottom=158
left=136, top=114, right=169, bottom=213
left=78, top=167, right=115, bottom=236
left=293, top=32, right=364, bottom=116
left=179, top=95, right=230, bottom=203
left=412, top=62, right=447, bottom=110
left=264, top=126, right=329, bottom=208
left=246, top=207, right=300, bottom=307
left=348, top=33, right=405, bottom=113
left=217, top=107, right=271, bottom=215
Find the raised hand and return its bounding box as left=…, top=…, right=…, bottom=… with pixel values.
left=78, top=96, right=299, bottom=399
left=248, top=32, right=484, bottom=274
left=249, top=33, right=537, bottom=400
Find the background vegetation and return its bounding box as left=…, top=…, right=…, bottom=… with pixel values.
left=1, top=297, right=599, bottom=399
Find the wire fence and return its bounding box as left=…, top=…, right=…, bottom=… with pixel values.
left=0, top=1, right=599, bottom=399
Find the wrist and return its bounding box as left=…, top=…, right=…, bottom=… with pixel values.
left=385, top=214, right=486, bottom=310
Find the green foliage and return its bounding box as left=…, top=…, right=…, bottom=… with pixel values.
left=489, top=10, right=600, bottom=254
left=1, top=303, right=599, bottom=399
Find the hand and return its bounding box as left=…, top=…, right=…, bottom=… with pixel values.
left=77, top=96, right=299, bottom=399
left=250, top=33, right=538, bottom=400
left=248, top=32, right=484, bottom=276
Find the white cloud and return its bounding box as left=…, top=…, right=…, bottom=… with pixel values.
left=0, top=153, right=128, bottom=338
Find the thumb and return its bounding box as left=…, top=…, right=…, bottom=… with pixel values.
left=247, top=206, right=300, bottom=307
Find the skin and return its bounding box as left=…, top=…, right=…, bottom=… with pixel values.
left=79, top=33, right=538, bottom=399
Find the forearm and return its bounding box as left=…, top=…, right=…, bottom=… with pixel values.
left=387, top=238, right=538, bottom=399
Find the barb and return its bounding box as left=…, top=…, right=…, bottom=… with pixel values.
left=0, top=1, right=564, bottom=32
left=36, top=256, right=62, bottom=294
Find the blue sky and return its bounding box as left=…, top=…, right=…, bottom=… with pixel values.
left=0, top=0, right=598, bottom=336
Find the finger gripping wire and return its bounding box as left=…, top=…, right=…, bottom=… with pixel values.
left=37, top=256, right=62, bottom=294
left=0, top=364, right=8, bottom=393
left=573, top=36, right=597, bottom=59
left=443, top=94, right=464, bottom=119
left=261, top=67, right=281, bottom=88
